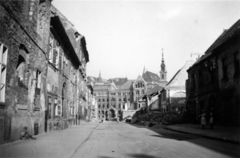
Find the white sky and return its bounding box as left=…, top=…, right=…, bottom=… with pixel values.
left=52, top=0, right=240, bottom=80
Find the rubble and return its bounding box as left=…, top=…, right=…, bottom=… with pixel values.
left=132, top=111, right=181, bottom=126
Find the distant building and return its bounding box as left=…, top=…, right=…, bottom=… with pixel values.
left=186, top=20, right=240, bottom=126
left=161, top=60, right=195, bottom=113
left=142, top=51, right=168, bottom=88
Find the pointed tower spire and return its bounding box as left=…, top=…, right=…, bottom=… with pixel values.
left=98, top=71, right=102, bottom=82
left=142, top=66, right=146, bottom=75
left=160, top=48, right=167, bottom=81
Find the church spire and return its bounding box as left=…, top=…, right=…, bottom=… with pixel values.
left=161, top=48, right=166, bottom=72
left=160, top=48, right=167, bottom=81
left=142, top=66, right=146, bottom=75
left=98, top=71, right=102, bottom=82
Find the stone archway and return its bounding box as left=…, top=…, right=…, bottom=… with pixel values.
left=108, top=108, right=116, bottom=120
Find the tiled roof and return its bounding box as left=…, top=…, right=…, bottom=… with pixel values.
left=142, top=71, right=161, bottom=83
left=165, top=60, right=194, bottom=90
left=108, top=78, right=128, bottom=85
left=145, top=85, right=164, bottom=95
left=94, top=85, right=110, bottom=90
left=118, top=80, right=133, bottom=90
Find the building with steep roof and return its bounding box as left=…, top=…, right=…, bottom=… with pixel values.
left=186, top=19, right=240, bottom=126
left=161, top=60, right=195, bottom=112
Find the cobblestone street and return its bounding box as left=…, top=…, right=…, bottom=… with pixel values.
left=1, top=122, right=240, bottom=158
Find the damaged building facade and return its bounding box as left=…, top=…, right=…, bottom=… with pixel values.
left=0, top=0, right=91, bottom=144
left=186, top=20, right=240, bottom=126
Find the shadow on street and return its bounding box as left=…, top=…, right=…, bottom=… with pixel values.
left=127, top=123, right=240, bottom=158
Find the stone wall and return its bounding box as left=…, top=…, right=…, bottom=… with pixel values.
left=0, top=0, right=51, bottom=144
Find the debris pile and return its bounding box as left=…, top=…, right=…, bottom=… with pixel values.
left=132, top=111, right=181, bottom=125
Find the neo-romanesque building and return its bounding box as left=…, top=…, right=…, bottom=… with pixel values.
left=88, top=52, right=168, bottom=120
left=0, top=1, right=92, bottom=144
left=186, top=19, right=240, bottom=126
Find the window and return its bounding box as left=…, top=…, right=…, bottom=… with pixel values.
left=98, top=98, right=101, bottom=102
left=198, top=70, right=203, bottom=86
left=234, top=52, right=239, bottom=76
left=222, top=58, right=228, bottom=80
left=119, top=98, right=121, bottom=101
left=107, top=104, right=109, bottom=108
left=102, top=104, right=105, bottom=108
left=111, top=98, right=115, bottom=101
left=0, top=43, right=8, bottom=102
left=54, top=99, right=61, bottom=116
left=36, top=70, right=41, bottom=89
left=48, top=96, right=52, bottom=118
left=98, top=104, right=101, bottom=108
left=208, top=59, right=216, bottom=83
left=49, top=36, right=60, bottom=68
left=191, top=73, right=195, bottom=89
left=103, top=98, right=105, bottom=102
left=29, top=0, right=35, bottom=21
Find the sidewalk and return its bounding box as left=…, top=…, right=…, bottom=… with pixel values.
left=0, top=122, right=100, bottom=158
left=164, top=124, right=240, bottom=144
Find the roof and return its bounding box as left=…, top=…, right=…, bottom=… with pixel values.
left=145, top=85, right=164, bottom=95
left=50, top=16, right=80, bottom=68
left=87, top=76, right=98, bottom=83
left=142, top=71, right=160, bottom=83
left=189, top=19, right=240, bottom=70
left=118, top=80, right=133, bottom=90
left=108, top=78, right=128, bottom=85
left=51, top=5, right=89, bottom=63
left=165, top=60, right=194, bottom=90
left=94, top=85, right=110, bottom=91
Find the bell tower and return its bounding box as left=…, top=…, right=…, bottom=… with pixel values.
left=160, top=49, right=167, bottom=81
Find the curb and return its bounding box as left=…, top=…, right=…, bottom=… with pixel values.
left=164, top=127, right=240, bottom=145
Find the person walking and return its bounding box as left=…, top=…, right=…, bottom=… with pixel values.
left=209, top=113, right=214, bottom=129
left=201, top=113, right=206, bottom=129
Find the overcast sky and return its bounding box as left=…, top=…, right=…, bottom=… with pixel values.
left=53, top=0, right=240, bottom=80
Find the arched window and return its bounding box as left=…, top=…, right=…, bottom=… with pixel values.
left=136, top=90, right=139, bottom=94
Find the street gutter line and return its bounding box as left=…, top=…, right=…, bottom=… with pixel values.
left=68, top=123, right=102, bottom=158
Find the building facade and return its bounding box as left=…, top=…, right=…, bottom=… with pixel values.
left=0, top=0, right=52, bottom=143
left=186, top=20, right=240, bottom=126
left=161, top=60, right=195, bottom=113
left=0, top=1, right=91, bottom=144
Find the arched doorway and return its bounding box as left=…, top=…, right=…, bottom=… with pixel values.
left=109, top=108, right=116, bottom=120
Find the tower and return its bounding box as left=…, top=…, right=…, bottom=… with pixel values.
left=160, top=49, right=167, bottom=81
left=142, top=66, right=146, bottom=75
left=98, top=71, right=102, bottom=82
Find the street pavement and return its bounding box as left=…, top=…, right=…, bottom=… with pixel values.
left=0, top=121, right=240, bottom=158
left=164, top=124, right=240, bottom=144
